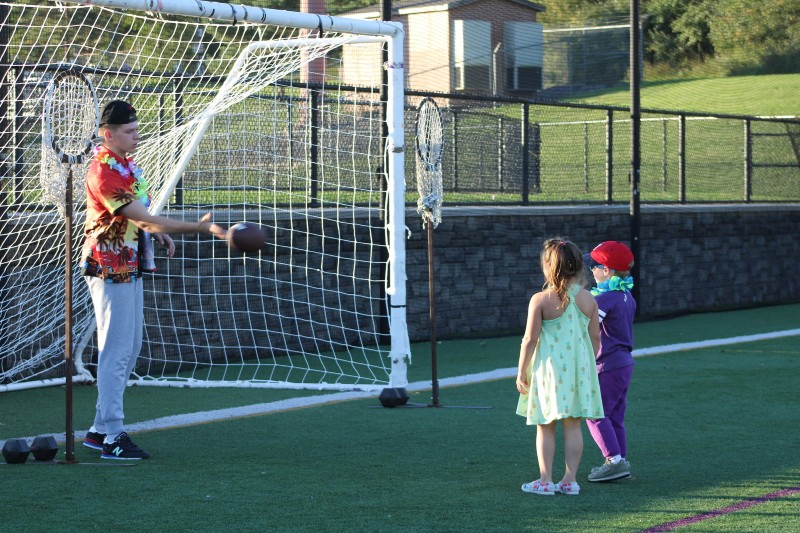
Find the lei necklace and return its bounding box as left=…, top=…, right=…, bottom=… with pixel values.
left=591, top=275, right=634, bottom=296
left=95, top=146, right=151, bottom=207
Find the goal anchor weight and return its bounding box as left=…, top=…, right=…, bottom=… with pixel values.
left=378, top=387, right=410, bottom=408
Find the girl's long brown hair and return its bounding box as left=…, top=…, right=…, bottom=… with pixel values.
left=540, top=238, right=586, bottom=307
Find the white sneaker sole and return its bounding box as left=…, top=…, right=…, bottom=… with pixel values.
left=521, top=483, right=556, bottom=495
left=588, top=470, right=631, bottom=482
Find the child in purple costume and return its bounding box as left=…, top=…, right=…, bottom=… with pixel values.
left=583, top=241, right=636, bottom=482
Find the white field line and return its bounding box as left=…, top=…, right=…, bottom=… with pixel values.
left=3, top=329, right=798, bottom=447
left=629, top=329, right=800, bottom=357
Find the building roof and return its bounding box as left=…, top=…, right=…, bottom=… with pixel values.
left=343, top=0, right=545, bottom=19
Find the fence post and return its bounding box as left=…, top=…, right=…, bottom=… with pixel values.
left=0, top=4, right=9, bottom=211
left=451, top=108, right=458, bottom=192
left=287, top=92, right=294, bottom=164
left=0, top=3, right=10, bottom=355
left=13, top=67, right=23, bottom=206
left=497, top=116, right=504, bottom=192
left=584, top=121, right=589, bottom=193
left=661, top=118, right=668, bottom=192
left=309, top=89, right=319, bottom=207
left=606, top=109, right=613, bottom=204
left=521, top=102, right=529, bottom=204
left=173, top=77, right=185, bottom=206
left=744, top=119, right=752, bottom=203
left=159, top=93, right=167, bottom=131
left=678, top=114, right=686, bottom=203
left=531, top=121, right=541, bottom=196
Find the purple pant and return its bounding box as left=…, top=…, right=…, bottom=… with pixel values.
left=586, top=364, right=634, bottom=459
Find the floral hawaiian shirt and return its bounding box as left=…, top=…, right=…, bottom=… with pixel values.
left=81, top=146, right=151, bottom=283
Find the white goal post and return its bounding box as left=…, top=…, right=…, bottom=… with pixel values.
left=0, top=0, right=409, bottom=392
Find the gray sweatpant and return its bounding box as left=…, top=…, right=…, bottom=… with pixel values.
left=86, top=276, right=144, bottom=438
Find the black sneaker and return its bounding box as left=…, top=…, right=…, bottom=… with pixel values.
left=101, top=432, right=150, bottom=460
left=83, top=431, right=106, bottom=451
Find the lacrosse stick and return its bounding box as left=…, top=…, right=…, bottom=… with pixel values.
left=43, top=69, right=99, bottom=462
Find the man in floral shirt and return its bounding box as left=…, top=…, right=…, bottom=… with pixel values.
left=81, top=100, right=227, bottom=460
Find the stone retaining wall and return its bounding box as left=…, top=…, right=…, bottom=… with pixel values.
left=403, top=204, right=800, bottom=340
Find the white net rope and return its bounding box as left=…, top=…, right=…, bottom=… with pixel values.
left=415, top=99, right=444, bottom=228
left=39, top=138, right=89, bottom=219
left=0, top=1, right=397, bottom=390
left=415, top=158, right=443, bottom=228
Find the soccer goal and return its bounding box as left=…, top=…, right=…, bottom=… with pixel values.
left=0, top=0, right=409, bottom=392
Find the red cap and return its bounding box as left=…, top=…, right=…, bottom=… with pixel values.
left=589, top=241, right=634, bottom=272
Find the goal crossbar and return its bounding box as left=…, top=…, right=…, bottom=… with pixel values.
left=63, top=0, right=402, bottom=37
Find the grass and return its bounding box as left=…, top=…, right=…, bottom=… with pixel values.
left=574, top=73, right=800, bottom=117
left=1, top=304, right=799, bottom=532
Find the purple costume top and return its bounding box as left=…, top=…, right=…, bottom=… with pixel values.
left=595, top=289, right=636, bottom=372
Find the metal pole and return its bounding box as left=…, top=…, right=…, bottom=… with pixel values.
left=744, top=119, right=752, bottom=203
left=661, top=118, right=668, bottom=192
left=497, top=117, right=504, bottom=192
left=428, top=223, right=439, bottom=407
left=629, top=0, right=641, bottom=310
left=606, top=109, right=614, bottom=204
left=521, top=102, right=529, bottom=204
left=492, top=42, right=501, bottom=97
left=309, top=90, right=319, bottom=207
left=65, top=167, right=76, bottom=463
left=584, top=121, right=589, bottom=192
left=451, top=109, right=459, bottom=192
left=0, top=4, right=11, bottom=355
left=678, top=114, right=686, bottom=203
left=173, top=78, right=185, bottom=206
left=531, top=122, right=541, bottom=195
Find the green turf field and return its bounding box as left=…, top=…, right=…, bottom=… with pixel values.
left=1, top=304, right=798, bottom=532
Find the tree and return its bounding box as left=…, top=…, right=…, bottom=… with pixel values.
left=641, top=0, right=714, bottom=67
left=709, top=0, right=800, bottom=74
left=640, top=0, right=800, bottom=74
left=539, top=0, right=629, bottom=25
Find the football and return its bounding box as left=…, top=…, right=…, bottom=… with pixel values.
left=227, top=222, right=266, bottom=253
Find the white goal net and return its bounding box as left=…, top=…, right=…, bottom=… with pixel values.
left=0, top=0, right=409, bottom=392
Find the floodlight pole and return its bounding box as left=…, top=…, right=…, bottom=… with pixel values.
left=630, top=0, right=641, bottom=312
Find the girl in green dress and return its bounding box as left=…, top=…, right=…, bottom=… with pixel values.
left=516, top=238, right=604, bottom=496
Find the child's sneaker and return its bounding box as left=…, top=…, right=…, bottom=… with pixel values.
left=101, top=432, right=150, bottom=460
left=588, top=458, right=630, bottom=482
left=82, top=430, right=106, bottom=451
left=556, top=481, right=580, bottom=495
left=521, top=480, right=557, bottom=496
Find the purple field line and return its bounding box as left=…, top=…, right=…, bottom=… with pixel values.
left=639, top=486, right=800, bottom=532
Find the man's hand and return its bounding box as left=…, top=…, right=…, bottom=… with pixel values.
left=153, top=233, right=175, bottom=258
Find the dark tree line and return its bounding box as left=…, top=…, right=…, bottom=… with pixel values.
left=532, top=0, right=800, bottom=74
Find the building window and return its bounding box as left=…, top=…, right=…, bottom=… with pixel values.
left=453, top=20, right=491, bottom=91
left=504, top=22, right=543, bottom=91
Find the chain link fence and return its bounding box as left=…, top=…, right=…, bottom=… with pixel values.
left=405, top=94, right=800, bottom=205
left=2, top=71, right=798, bottom=211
